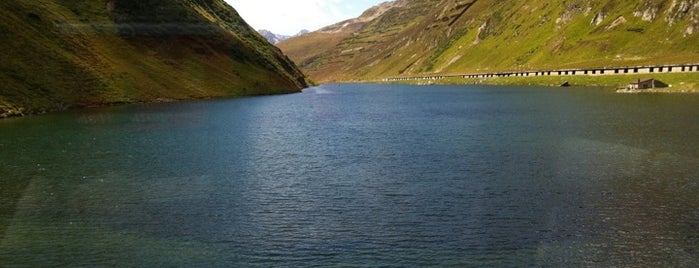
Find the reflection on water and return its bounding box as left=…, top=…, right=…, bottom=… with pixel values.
left=1, top=84, right=698, bottom=267
left=552, top=138, right=698, bottom=266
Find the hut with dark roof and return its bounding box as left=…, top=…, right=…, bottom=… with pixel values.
left=627, top=79, right=668, bottom=90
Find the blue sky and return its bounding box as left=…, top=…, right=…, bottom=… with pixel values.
left=225, top=0, right=387, bottom=35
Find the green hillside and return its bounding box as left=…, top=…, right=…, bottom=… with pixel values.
left=0, top=0, right=309, bottom=117
left=278, top=0, right=699, bottom=83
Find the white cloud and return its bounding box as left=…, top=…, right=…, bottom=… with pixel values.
left=225, top=0, right=386, bottom=35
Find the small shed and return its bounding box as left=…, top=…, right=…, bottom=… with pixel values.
left=627, top=79, right=668, bottom=90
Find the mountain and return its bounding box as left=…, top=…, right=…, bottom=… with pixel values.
left=258, top=29, right=290, bottom=44
left=259, top=29, right=310, bottom=44
left=278, top=0, right=699, bottom=83
left=0, top=0, right=309, bottom=117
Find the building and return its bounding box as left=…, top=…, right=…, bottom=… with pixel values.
left=627, top=79, right=669, bottom=90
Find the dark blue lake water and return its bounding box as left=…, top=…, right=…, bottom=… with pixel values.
left=1, top=84, right=698, bottom=267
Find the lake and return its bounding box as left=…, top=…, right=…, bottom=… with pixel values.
left=1, top=84, right=697, bottom=267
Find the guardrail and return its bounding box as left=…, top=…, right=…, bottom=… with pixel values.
left=383, top=63, right=699, bottom=82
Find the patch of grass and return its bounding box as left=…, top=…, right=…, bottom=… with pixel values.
left=423, top=28, right=469, bottom=72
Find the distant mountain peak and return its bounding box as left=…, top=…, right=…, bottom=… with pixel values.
left=258, top=29, right=309, bottom=44
left=258, top=29, right=289, bottom=44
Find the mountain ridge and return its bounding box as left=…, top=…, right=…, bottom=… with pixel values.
left=278, top=0, right=699, bottom=83
left=0, top=0, right=309, bottom=117
left=258, top=29, right=309, bottom=44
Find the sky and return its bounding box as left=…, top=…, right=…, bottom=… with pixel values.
left=225, top=0, right=387, bottom=36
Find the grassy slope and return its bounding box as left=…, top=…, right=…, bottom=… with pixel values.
left=437, top=0, right=699, bottom=73
left=0, top=0, right=308, bottom=117
left=279, top=0, right=699, bottom=84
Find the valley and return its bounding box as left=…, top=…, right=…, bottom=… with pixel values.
left=2, top=2, right=699, bottom=267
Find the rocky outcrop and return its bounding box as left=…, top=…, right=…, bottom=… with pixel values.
left=606, top=16, right=628, bottom=30
left=634, top=4, right=660, bottom=21
left=473, top=20, right=490, bottom=44
left=634, top=0, right=699, bottom=35
left=666, top=0, right=694, bottom=24
left=635, top=0, right=699, bottom=26
left=591, top=11, right=607, bottom=25
left=0, top=101, right=24, bottom=118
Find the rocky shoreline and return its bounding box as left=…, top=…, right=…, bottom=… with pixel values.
left=0, top=102, right=25, bottom=119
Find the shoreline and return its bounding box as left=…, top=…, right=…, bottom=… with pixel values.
left=4, top=72, right=698, bottom=120
left=0, top=90, right=303, bottom=120
left=375, top=72, right=699, bottom=93
left=376, top=63, right=699, bottom=93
